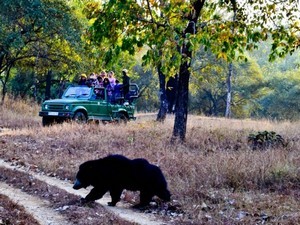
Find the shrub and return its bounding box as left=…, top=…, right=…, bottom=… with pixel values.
left=248, top=130, right=286, bottom=150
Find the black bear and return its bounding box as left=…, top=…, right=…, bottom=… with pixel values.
left=73, top=154, right=171, bottom=208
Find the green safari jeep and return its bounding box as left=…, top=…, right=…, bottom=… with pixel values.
left=39, top=84, right=139, bottom=126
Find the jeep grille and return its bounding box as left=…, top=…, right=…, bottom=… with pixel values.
left=47, top=104, right=64, bottom=110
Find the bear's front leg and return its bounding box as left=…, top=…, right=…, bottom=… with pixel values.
left=84, top=187, right=107, bottom=202
left=133, top=191, right=153, bottom=209
left=108, top=188, right=123, bottom=206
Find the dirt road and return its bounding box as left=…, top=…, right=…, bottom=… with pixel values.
left=0, top=159, right=167, bottom=225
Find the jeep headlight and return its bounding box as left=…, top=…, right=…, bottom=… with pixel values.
left=65, top=105, right=70, bottom=110
left=44, top=104, right=49, bottom=110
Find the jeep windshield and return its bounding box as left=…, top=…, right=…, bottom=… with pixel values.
left=62, top=86, right=92, bottom=99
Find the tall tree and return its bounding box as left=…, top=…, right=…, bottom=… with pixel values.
left=225, top=2, right=237, bottom=118
left=0, top=0, right=82, bottom=103
left=172, top=1, right=205, bottom=140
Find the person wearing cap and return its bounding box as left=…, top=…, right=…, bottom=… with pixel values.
left=78, top=74, right=87, bottom=85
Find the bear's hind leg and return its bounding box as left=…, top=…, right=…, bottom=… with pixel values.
left=108, top=188, right=123, bottom=206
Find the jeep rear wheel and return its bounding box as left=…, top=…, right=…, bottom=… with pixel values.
left=72, top=111, right=87, bottom=123
left=118, top=113, right=128, bottom=124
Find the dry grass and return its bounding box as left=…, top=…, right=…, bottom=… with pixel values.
left=0, top=97, right=40, bottom=129
left=0, top=99, right=300, bottom=224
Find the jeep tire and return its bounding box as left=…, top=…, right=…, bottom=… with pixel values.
left=118, top=113, right=128, bottom=124
left=73, top=111, right=87, bottom=123
left=42, top=117, right=55, bottom=127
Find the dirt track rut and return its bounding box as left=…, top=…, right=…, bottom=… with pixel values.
left=0, top=182, right=71, bottom=225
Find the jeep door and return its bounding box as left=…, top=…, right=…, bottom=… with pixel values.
left=95, top=99, right=112, bottom=120
left=89, top=88, right=112, bottom=120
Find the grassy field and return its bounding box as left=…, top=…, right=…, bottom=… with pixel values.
left=0, top=98, right=299, bottom=224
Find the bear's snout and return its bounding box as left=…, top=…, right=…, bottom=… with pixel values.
left=73, top=179, right=84, bottom=190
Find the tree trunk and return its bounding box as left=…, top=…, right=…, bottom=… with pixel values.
left=173, top=23, right=193, bottom=140
left=173, top=60, right=190, bottom=140
left=156, top=63, right=168, bottom=122
left=1, top=82, right=6, bottom=105
left=225, top=62, right=233, bottom=118
left=1, top=64, right=12, bottom=105
left=166, top=75, right=177, bottom=113
left=225, top=3, right=237, bottom=118
left=45, top=70, right=52, bottom=100
left=172, top=1, right=205, bottom=141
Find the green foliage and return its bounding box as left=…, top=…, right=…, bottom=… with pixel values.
left=0, top=0, right=83, bottom=102
left=257, top=70, right=300, bottom=120
left=189, top=48, right=227, bottom=116
left=250, top=41, right=300, bottom=73
left=89, top=1, right=210, bottom=73
left=8, top=70, right=35, bottom=99
left=0, top=0, right=82, bottom=52
left=189, top=48, right=264, bottom=118
left=233, top=57, right=265, bottom=117
left=248, top=131, right=286, bottom=150
left=132, top=65, right=159, bottom=112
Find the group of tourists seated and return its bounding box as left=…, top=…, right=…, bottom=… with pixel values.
left=78, top=70, right=129, bottom=104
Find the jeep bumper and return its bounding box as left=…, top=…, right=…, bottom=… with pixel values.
left=39, top=111, right=74, bottom=118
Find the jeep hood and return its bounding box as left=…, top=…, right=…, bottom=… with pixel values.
left=43, top=99, right=88, bottom=104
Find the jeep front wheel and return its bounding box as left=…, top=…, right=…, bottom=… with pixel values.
left=42, top=117, right=55, bottom=126
left=73, top=111, right=87, bottom=123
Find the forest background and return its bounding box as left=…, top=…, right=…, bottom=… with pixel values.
left=1, top=0, right=300, bottom=125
